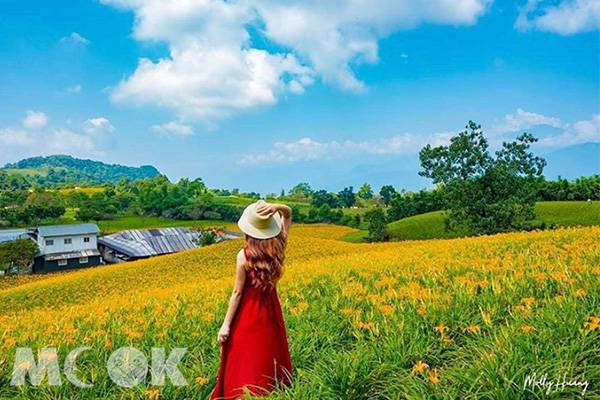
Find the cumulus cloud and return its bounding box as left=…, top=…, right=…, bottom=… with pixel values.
left=60, top=32, right=90, bottom=45
left=239, top=131, right=454, bottom=164
left=22, top=110, right=49, bottom=130
left=82, top=117, right=115, bottom=135
left=538, top=114, right=600, bottom=147
left=240, top=112, right=600, bottom=165
left=516, top=0, right=600, bottom=35
left=152, top=121, right=194, bottom=136
left=0, top=112, right=114, bottom=163
left=101, top=0, right=491, bottom=121
left=0, top=128, right=35, bottom=147
left=493, top=108, right=563, bottom=133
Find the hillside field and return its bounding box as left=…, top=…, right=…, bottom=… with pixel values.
left=372, top=201, right=600, bottom=242
left=0, top=224, right=598, bottom=399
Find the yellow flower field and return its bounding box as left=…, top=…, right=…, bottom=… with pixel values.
left=0, top=224, right=598, bottom=399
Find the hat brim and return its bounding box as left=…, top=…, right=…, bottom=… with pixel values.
left=237, top=205, right=283, bottom=239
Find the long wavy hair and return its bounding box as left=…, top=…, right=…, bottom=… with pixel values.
left=244, top=230, right=287, bottom=290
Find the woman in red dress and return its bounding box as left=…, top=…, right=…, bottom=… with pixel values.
left=211, top=200, right=293, bottom=400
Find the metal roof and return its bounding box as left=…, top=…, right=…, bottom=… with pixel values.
left=98, top=227, right=202, bottom=258
left=44, top=249, right=101, bottom=261
left=0, top=229, right=29, bottom=243
left=37, top=224, right=100, bottom=237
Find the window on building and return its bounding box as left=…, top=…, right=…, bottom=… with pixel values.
left=64, top=238, right=72, bottom=245
left=84, top=237, right=90, bottom=243
left=58, top=259, right=68, bottom=266
left=45, top=239, right=54, bottom=246
left=79, top=257, right=88, bottom=264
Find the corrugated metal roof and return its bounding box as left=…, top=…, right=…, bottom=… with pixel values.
left=0, top=229, right=29, bottom=243
left=37, top=224, right=99, bottom=237
left=45, top=249, right=101, bottom=261
left=98, top=227, right=202, bottom=258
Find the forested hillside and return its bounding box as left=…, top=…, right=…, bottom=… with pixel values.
left=1, top=155, right=160, bottom=188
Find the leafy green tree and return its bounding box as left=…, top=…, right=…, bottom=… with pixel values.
left=379, top=185, right=396, bottom=205
left=419, top=121, right=545, bottom=235
left=338, top=186, right=356, bottom=207
left=364, top=208, right=389, bottom=242
left=311, top=190, right=338, bottom=208
left=289, top=182, right=313, bottom=199
left=357, top=183, right=373, bottom=200
left=0, top=239, right=38, bottom=274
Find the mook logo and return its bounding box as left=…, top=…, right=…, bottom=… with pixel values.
left=11, top=347, right=188, bottom=388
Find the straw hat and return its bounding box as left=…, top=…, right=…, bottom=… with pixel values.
left=238, top=200, right=283, bottom=239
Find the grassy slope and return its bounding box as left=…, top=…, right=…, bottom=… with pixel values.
left=97, top=216, right=237, bottom=235
left=0, top=225, right=597, bottom=399
left=347, top=201, right=600, bottom=242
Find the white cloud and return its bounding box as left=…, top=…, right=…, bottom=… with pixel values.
left=516, top=0, right=600, bottom=35
left=67, top=84, right=82, bottom=94
left=100, top=0, right=491, bottom=121
left=60, top=32, right=90, bottom=45
left=1, top=112, right=113, bottom=163
left=82, top=117, right=115, bottom=135
left=240, top=111, right=600, bottom=165
left=494, top=108, right=563, bottom=133
left=240, top=131, right=454, bottom=164
left=152, top=121, right=194, bottom=136
left=0, top=128, right=35, bottom=147
left=538, top=114, right=600, bottom=147
left=22, top=110, right=48, bottom=130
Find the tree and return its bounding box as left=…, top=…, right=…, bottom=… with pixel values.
left=364, top=208, right=389, bottom=242
left=419, top=121, right=545, bottom=235
left=289, top=182, right=313, bottom=199
left=0, top=239, right=38, bottom=274
left=379, top=185, right=396, bottom=205
left=338, top=187, right=356, bottom=207
left=311, top=190, right=338, bottom=208
left=357, top=183, right=373, bottom=200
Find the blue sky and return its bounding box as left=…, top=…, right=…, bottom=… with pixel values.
left=0, top=0, right=598, bottom=193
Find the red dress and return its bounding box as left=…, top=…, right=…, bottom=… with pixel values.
left=211, top=250, right=293, bottom=399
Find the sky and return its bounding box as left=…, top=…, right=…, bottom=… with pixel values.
left=0, top=0, right=598, bottom=194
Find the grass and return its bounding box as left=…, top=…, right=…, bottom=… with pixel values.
left=533, top=201, right=600, bottom=227
left=96, top=216, right=237, bottom=235
left=1, top=168, right=47, bottom=177
left=0, top=224, right=597, bottom=399
left=344, top=201, right=600, bottom=242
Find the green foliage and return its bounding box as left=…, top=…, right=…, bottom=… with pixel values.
left=357, top=183, right=373, bottom=200
left=197, top=230, right=217, bottom=246
left=364, top=208, right=389, bottom=242
left=311, top=190, right=339, bottom=208
left=419, top=121, right=545, bottom=235
left=385, top=201, right=600, bottom=241
left=379, top=185, right=396, bottom=205
left=289, top=182, right=313, bottom=200
left=0, top=239, right=38, bottom=274
left=2, top=155, right=160, bottom=187
left=387, top=188, right=445, bottom=221
left=338, top=186, right=356, bottom=207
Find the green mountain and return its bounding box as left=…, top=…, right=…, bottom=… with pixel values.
left=1, top=155, right=160, bottom=187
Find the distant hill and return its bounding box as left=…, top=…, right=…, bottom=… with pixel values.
left=1, top=155, right=160, bottom=187
left=542, top=143, right=600, bottom=180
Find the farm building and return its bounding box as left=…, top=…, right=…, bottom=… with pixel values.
left=98, top=227, right=240, bottom=263
left=30, top=223, right=102, bottom=273
left=0, top=229, right=29, bottom=244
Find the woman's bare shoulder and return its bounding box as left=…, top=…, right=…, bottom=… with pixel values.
left=236, top=248, right=247, bottom=265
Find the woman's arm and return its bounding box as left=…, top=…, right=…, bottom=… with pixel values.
left=217, top=250, right=246, bottom=343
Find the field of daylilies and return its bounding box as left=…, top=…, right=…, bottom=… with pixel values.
left=0, top=224, right=598, bottom=399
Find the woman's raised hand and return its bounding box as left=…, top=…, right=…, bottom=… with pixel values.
left=256, top=202, right=278, bottom=217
